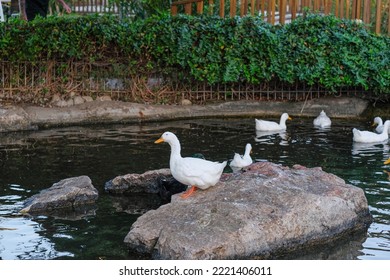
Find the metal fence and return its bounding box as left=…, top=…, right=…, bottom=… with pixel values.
left=69, top=0, right=119, bottom=14
left=0, top=60, right=372, bottom=105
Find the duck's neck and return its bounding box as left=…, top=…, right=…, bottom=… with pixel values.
left=244, top=148, right=251, bottom=158
left=169, top=138, right=182, bottom=160
left=382, top=121, right=390, bottom=135
left=279, top=118, right=284, bottom=126
left=279, top=116, right=287, bottom=127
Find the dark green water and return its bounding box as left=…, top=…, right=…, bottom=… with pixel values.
left=0, top=117, right=389, bottom=259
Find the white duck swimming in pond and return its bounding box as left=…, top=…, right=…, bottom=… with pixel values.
left=154, top=132, right=227, bottom=199
left=372, top=117, right=390, bottom=134
left=230, top=143, right=253, bottom=169
left=353, top=120, right=390, bottom=143
left=255, top=113, right=292, bottom=131
left=313, top=110, right=331, bottom=128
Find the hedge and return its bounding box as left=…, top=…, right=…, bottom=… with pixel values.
left=0, top=13, right=389, bottom=94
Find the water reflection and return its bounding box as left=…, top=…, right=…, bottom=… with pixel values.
left=352, top=142, right=390, bottom=156
left=255, top=130, right=289, bottom=146
left=0, top=118, right=390, bottom=259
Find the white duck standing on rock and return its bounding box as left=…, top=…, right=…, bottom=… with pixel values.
left=313, top=110, right=331, bottom=128
left=230, top=143, right=253, bottom=169
left=255, top=113, right=292, bottom=131
left=353, top=120, right=390, bottom=143
left=154, top=132, right=227, bottom=199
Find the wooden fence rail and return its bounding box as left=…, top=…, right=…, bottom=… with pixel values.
left=171, top=0, right=390, bottom=35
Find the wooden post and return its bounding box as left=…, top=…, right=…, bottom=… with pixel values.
left=280, top=0, right=286, bottom=24
left=240, top=0, right=244, bottom=16
left=240, top=0, right=247, bottom=17
left=185, top=3, right=192, bottom=15
left=219, top=0, right=224, bottom=17
left=363, top=0, right=370, bottom=24
left=260, top=0, right=265, bottom=17
left=313, top=0, right=320, bottom=12
left=171, top=5, right=178, bottom=15
left=244, top=0, right=248, bottom=15
left=375, top=0, right=381, bottom=34
left=335, top=0, right=339, bottom=17
left=324, top=0, right=332, bottom=15
left=230, top=0, right=236, bottom=17
left=356, top=0, right=362, bottom=19
left=340, top=0, right=344, bottom=18
left=271, top=0, right=275, bottom=24
left=251, top=0, right=255, bottom=16
left=345, top=0, right=350, bottom=19
left=196, top=0, right=204, bottom=14
left=291, top=0, right=297, bottom=19
left=351, top=0, right=356, bottom=18
left=303, top=0, right=309, bottom=9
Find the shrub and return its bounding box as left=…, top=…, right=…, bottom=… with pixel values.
left=0, top=13, right=389, bottom=95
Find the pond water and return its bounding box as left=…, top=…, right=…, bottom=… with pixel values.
left=0, top=116, right=389, bottom=260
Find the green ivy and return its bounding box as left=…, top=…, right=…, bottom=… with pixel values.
left=0, top=13, right=389, bottom=94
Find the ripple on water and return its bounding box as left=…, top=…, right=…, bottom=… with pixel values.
left=0, top=217, right=73, bottom=259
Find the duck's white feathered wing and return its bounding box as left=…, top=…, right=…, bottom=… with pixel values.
left=255, top=119, right=282, bottom=131
left=230, top=153, right=244, bottom=168
left=171, top=157, right=226, bottom=190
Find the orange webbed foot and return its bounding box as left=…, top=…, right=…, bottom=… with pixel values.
left=180, top=186, right=197, bottom=199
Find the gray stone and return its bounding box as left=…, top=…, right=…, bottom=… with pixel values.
left=21, top=176, right=98, bottom=214
left=98, top=95, right=112, bottom=102
left=124, top=162, right=371, bottom=260
left=82, top=96, right=94, bottom=102
left=66, top=99, right=75, bottom=107
left=181, top=99, right=192, bottom=106
left=73, top=96, right=85, bottom=105
left=50, top=93, right=61, bottom=104
left=54, top=100, right=69, bottom=108
left=105, top=169, right=172, bottom=194
left=0, top=106, right=35, bottom=132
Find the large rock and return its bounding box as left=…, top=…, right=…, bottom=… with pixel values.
left=124, top=162, right=371, bottom=259
left=21, top=176, right=98, bottom=215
